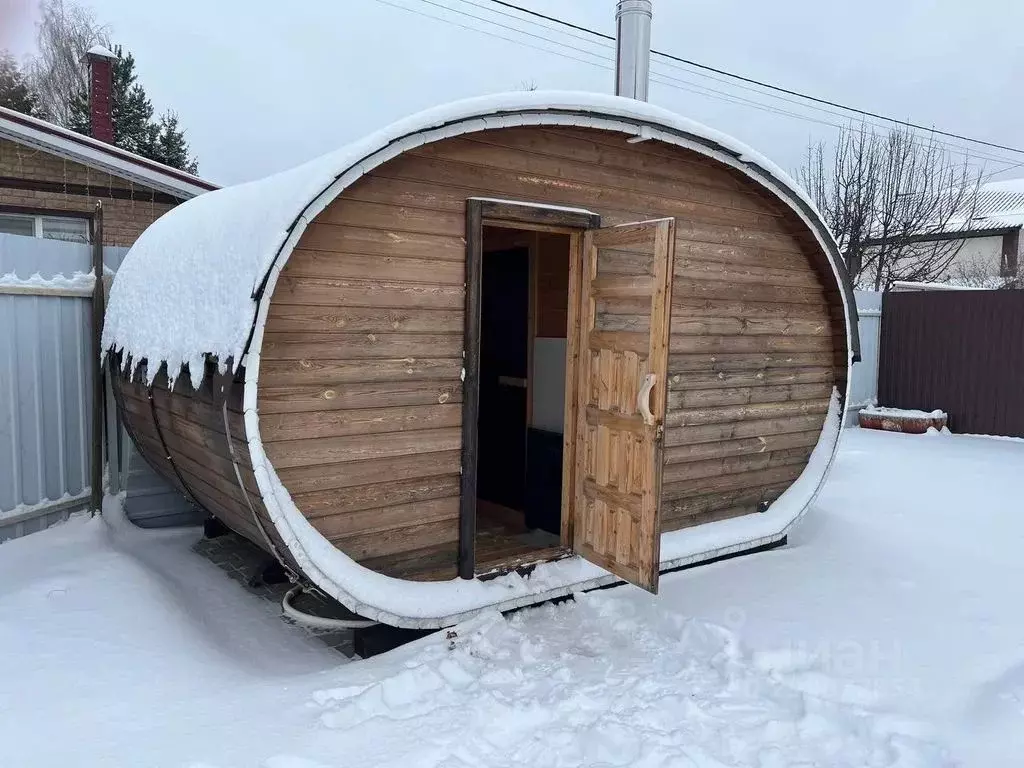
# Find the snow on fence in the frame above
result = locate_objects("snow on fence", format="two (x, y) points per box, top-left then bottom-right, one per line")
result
(846, 290), (882, 425)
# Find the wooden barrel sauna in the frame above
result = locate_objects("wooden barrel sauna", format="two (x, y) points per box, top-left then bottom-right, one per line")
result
(104, 92), (859, 628)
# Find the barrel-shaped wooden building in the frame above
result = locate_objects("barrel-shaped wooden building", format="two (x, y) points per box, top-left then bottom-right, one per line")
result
(104, 92), (858, 628)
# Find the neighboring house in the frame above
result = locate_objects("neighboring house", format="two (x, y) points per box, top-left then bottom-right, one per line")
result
(0, 49), (218, 541)
(865, 178), (1024, 288)
(0, 48), (216, 246)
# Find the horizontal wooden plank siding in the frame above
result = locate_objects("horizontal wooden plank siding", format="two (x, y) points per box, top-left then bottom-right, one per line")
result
(259, 403), (461, 442)
(665, 172), (840, 531)
(258, 381), (461, 414)
(258, 123), (847, 580)
(277, 450), (461, 495)
(265, 305), (462, 334)
(113, 361), (299, 572)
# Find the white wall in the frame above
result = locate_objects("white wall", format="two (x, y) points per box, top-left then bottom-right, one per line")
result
(531, 338), (566, 434)
(943, 234), (1004, 278)
(862, 233), (1006, 286)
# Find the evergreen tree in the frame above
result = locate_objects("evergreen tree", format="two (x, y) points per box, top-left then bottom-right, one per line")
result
(153, 112), (198, 175)
(68, 45), (198, 173)
(0, 51), (44, 117)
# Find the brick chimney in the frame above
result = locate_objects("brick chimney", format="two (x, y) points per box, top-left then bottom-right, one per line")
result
(84, 45), (117, 143)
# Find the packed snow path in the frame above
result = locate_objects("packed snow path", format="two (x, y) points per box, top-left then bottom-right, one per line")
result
(1, 428), (1021, 766)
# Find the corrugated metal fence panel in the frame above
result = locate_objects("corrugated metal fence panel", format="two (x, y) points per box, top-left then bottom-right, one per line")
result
(123, 442), (204, 528)
(0, 235), (95, 524)
(848, 291), (882, 413)
(0, 234), (199, 540)
(878, 290), (1024, 437)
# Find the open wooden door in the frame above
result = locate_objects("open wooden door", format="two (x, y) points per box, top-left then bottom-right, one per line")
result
(571, 218), (675, 593)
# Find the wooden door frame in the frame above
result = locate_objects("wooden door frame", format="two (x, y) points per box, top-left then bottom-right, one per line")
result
(459, 198), (601, 579)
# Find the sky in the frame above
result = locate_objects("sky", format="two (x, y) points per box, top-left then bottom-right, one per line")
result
(6, 0), (1024, 187)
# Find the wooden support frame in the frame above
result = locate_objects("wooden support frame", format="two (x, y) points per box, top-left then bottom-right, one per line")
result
(476, 198), (601, 233)
(459, 198), (600, 579)
(560, 230), (585, 548)
(459, 201), (484, 579)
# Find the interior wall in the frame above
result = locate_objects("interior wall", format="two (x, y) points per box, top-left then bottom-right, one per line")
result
(531, 339), (566, 433)
(531, 233), (570, 435)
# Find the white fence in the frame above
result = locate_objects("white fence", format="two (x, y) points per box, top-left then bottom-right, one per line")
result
(0, 234), (127, 537)
(847, 290), (882, 424)
(0, 231), (200, 540)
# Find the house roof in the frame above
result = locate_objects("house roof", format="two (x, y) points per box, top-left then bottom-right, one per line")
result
(866, 177), (1024, 247)
(961, 178), (1024, 230)
(0, 105), (218, 199)
(927, 177), (1024, 236)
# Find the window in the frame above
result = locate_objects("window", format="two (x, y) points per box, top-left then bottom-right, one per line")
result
(41, 216), (90, 243)
(0, 213), (35, 238)
(0, 212), (90, 244)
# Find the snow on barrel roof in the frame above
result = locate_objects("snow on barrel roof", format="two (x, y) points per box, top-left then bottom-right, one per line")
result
(103, 90), (837, 387)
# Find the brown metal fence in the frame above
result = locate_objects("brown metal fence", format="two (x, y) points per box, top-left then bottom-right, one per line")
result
(878, 290), (1024, 437)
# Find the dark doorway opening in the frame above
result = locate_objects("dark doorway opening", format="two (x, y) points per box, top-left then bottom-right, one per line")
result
(473, 226), (570, 574)
(477, 243), (529, 510)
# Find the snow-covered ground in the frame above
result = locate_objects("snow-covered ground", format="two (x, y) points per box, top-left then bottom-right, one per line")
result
(1, 427), (1021, 767)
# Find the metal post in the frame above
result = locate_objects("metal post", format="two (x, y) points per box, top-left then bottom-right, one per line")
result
(89, 201), (105, 513)
(615, 0), (653, 101)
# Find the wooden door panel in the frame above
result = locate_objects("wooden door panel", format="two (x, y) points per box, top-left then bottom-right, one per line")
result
(572, 218), (675, 592)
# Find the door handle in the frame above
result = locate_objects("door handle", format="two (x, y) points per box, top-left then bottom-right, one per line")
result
(637, 373), (657, 426)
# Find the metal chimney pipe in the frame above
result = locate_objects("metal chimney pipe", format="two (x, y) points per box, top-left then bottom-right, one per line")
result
(615, 0), (652, 101)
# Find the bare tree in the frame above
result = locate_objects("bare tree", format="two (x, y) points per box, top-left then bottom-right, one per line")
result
(26, 0), (110, 127)
(800, 124), (983, 291)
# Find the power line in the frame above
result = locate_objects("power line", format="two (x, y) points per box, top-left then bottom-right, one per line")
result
(486, 0), (614, 41)
(651, 51), (1024, 158)
(409, 0), (612, 65)
(369, 0), (615, 71)
(370, 0), (1024, 172)
(438, 0), (1023, 168)
(482, 0), (1024, 158)
(981, 161), (1024, 181)
(449, 0), (617, 50)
